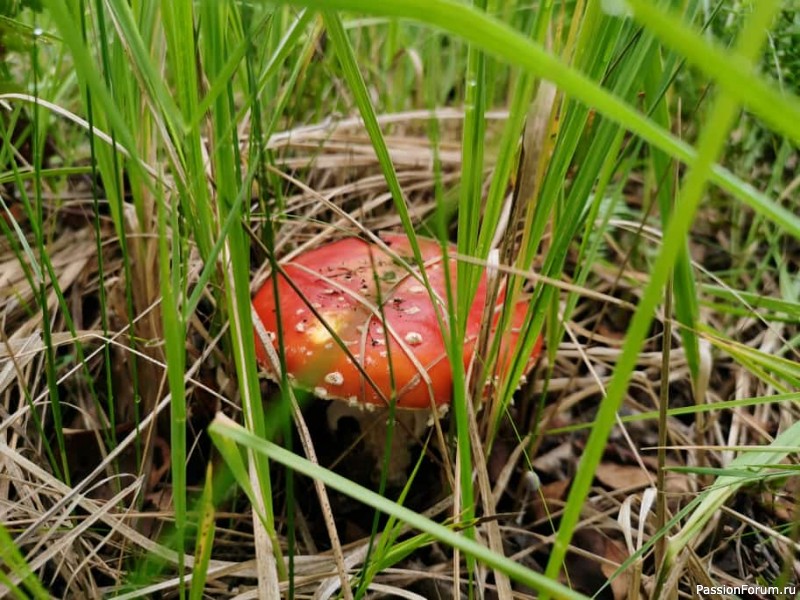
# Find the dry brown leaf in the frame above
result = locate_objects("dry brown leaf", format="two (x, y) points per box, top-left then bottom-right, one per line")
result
(530, 479), (570, 522)
(600, 537), (632, 600)
(595, 463), (652, 490)
(565, 530), (631, 598)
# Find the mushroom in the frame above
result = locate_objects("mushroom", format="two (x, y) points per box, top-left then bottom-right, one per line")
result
(252, 233), (542, 484)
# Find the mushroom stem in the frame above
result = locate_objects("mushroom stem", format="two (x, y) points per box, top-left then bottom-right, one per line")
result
(326, 403), (431, 486)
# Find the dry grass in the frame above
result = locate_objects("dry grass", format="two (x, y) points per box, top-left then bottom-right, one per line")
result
(2, 100), (799, 599)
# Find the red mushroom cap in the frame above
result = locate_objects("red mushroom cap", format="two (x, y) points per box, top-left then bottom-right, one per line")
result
(252, 234), (542, 409)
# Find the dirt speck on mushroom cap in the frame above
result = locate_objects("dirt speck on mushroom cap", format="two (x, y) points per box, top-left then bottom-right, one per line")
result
(253, 234), (542, 409)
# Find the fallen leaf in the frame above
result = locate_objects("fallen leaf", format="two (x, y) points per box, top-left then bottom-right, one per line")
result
(600, 537), (632, 600)
(530, 479), (570, 522)
(595, 463), (653, 490)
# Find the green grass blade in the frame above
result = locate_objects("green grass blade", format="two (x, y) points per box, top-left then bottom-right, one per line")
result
(189, 464), (217, 600)
(456, 0), (487, 321)
(452, 0), (492, 564)
(0, 523), (49, 600)
(643, 44), (701, 385)
(157, 183), (188, 597)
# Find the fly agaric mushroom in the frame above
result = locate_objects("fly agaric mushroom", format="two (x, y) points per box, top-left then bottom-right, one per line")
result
(252, 233), (542, 484)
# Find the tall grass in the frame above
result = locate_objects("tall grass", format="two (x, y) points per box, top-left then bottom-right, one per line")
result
(0, 0), (798, 597)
